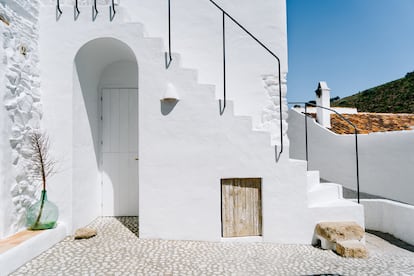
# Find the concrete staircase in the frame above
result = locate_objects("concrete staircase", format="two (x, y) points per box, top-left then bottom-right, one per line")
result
(125, 19), (364, 238)
(307, 170), (347, 207)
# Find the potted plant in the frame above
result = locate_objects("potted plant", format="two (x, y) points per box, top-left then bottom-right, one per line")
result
(25, 131), (59, 230)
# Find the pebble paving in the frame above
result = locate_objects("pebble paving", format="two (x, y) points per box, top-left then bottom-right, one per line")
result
(11, 217), (414, 275)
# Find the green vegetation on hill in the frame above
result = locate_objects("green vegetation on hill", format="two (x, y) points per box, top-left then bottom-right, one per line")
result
(331, 71), (414, 113)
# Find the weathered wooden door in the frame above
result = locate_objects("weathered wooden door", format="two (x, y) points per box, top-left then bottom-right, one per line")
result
(101, 88), (139, 216)
(221, 178), (262, 237)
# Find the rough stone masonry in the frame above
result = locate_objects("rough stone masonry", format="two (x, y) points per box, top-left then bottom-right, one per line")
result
(0, 0), (42, 238)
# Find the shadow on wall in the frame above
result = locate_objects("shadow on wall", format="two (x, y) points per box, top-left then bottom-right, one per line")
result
(160, 100), (179, 115)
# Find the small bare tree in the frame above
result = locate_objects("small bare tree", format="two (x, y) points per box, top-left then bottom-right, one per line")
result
(27, 131), (56, 228)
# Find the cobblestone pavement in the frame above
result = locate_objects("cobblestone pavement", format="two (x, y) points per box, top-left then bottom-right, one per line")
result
(12, 217), (414, 275)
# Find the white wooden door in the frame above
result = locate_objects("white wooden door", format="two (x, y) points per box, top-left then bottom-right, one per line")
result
(102, 88), (138, 216)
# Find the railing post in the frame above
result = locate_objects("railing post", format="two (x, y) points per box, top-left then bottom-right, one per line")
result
(74, 0), (80, 20)
(93, 0), (99, 20)
(110, 0), (116, 21)
(166, 0), (173, 68)
(355, 129), (360, 203)
(56, 0), (63, 16)
(304, 104), (309, 170)
(219, 11), (226, 115)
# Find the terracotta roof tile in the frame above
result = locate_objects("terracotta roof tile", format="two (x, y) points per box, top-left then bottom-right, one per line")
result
(328, 113), (414, 134)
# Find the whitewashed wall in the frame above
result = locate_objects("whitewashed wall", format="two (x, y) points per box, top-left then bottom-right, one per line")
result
(0, 0), (42, 238)
(1, 0), (363, 243)
(33, 0), (363, 244)
(362, 199), (414, 246)
(288, 109), (414, 205)
(40, 0), (288, 136)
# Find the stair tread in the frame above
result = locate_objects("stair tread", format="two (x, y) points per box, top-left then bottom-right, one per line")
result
(309, 199), (359, 208)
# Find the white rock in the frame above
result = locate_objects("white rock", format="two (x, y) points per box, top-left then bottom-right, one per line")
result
(17, 94), (33, 113)
(9, 136), (23, 149)
(10, 184), (20, 197)
(4, 98), (17, 110)
(12, 151), (20, 165)
(20, 145), (33, 159)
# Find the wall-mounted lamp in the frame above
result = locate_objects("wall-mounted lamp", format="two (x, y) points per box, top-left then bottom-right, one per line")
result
(161, 83), (180, 102)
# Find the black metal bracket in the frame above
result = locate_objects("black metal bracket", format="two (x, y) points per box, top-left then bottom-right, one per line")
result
(110, 0), (116, 21)
(74, 0), (80, 20)
(165, 0), (173, 68)
(56, 0), (63, 20)
(92, 0), (99, 21)
(290, 102), (361, 204)
(219, 11), (226, 115)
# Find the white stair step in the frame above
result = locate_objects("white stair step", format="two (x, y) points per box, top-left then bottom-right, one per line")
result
(308, 182), (343, 206)
(307, 170), (320, 190)
(310, 198), (359, 208)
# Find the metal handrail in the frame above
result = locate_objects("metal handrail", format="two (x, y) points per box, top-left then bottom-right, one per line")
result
(289, 102), (360, 203)
(110, 0), (116, 21)
(74, 0), (80, 19)
(166, 0), (173, 68)
(93, 0), (99, 20)
(56, 0), (63, 16)
(166, 0), (285, 157)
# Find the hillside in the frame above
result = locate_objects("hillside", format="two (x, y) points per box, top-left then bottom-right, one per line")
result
(331, 71), (414, 113)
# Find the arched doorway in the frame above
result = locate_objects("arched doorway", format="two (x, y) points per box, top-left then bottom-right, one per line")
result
(72, 37), (139, 228)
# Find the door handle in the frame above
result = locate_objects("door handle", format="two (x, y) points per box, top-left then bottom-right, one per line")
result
(134, 157), (139, 160)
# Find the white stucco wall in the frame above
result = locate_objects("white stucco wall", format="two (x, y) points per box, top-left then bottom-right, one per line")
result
(288, 109), (414, 205)
(33, 1), (364, 243)
(40, 0), (288, 132)
(0, 0), (42, 238)
(0, 0), (364, 244)
(362, 199), (414, 246)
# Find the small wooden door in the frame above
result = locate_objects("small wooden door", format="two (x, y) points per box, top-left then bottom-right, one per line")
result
(101, 88), (139, 216)
(221, 178), (262, 237)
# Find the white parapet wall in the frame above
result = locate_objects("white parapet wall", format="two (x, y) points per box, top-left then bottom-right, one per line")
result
(0, 223), (66, 276)
(361, 199), (414, 246)
(288, 108), (414, 205)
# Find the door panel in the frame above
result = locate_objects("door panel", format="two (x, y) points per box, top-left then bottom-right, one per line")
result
(102, 88), (138, 216)
(222, 178), (262, 237)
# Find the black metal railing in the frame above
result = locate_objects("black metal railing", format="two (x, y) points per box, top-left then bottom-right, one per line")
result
(56, 0), (62, 17)
(74, 0), (80, 20)
(166, 0), (284, 157)
(289, 102), (360, 203)
(93, 0), (99, 21)
(165, 0), (173, 68)
(55, 0), (116, 21)
(110, 0), (116, 21)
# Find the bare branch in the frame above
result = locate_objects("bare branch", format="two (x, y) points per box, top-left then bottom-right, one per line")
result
(26, 131), (57, 191)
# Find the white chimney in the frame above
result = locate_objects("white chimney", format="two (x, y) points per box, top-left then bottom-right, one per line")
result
(315, 81), (331, 128)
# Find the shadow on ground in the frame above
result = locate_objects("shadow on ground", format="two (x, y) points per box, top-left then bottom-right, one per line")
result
(367, 230), (414, 252)
(115, 216), (139, 237)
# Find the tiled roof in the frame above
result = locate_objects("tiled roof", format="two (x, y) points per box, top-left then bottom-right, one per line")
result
(328, 113), (414, 134)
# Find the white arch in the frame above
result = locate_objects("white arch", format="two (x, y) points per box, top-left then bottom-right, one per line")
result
(72, 37), (139, 231)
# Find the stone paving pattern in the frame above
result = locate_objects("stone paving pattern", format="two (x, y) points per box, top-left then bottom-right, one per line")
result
(12, 217), (414, 275)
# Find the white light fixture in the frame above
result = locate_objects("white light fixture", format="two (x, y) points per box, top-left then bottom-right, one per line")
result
(161, 83), (180, 102)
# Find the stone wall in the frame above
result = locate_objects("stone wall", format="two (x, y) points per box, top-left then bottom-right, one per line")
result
(260, 74), (288, 147)
(0, 0), (41, 238)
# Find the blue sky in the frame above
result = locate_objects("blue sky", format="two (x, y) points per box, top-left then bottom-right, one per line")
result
(286, 0), (414, 102)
